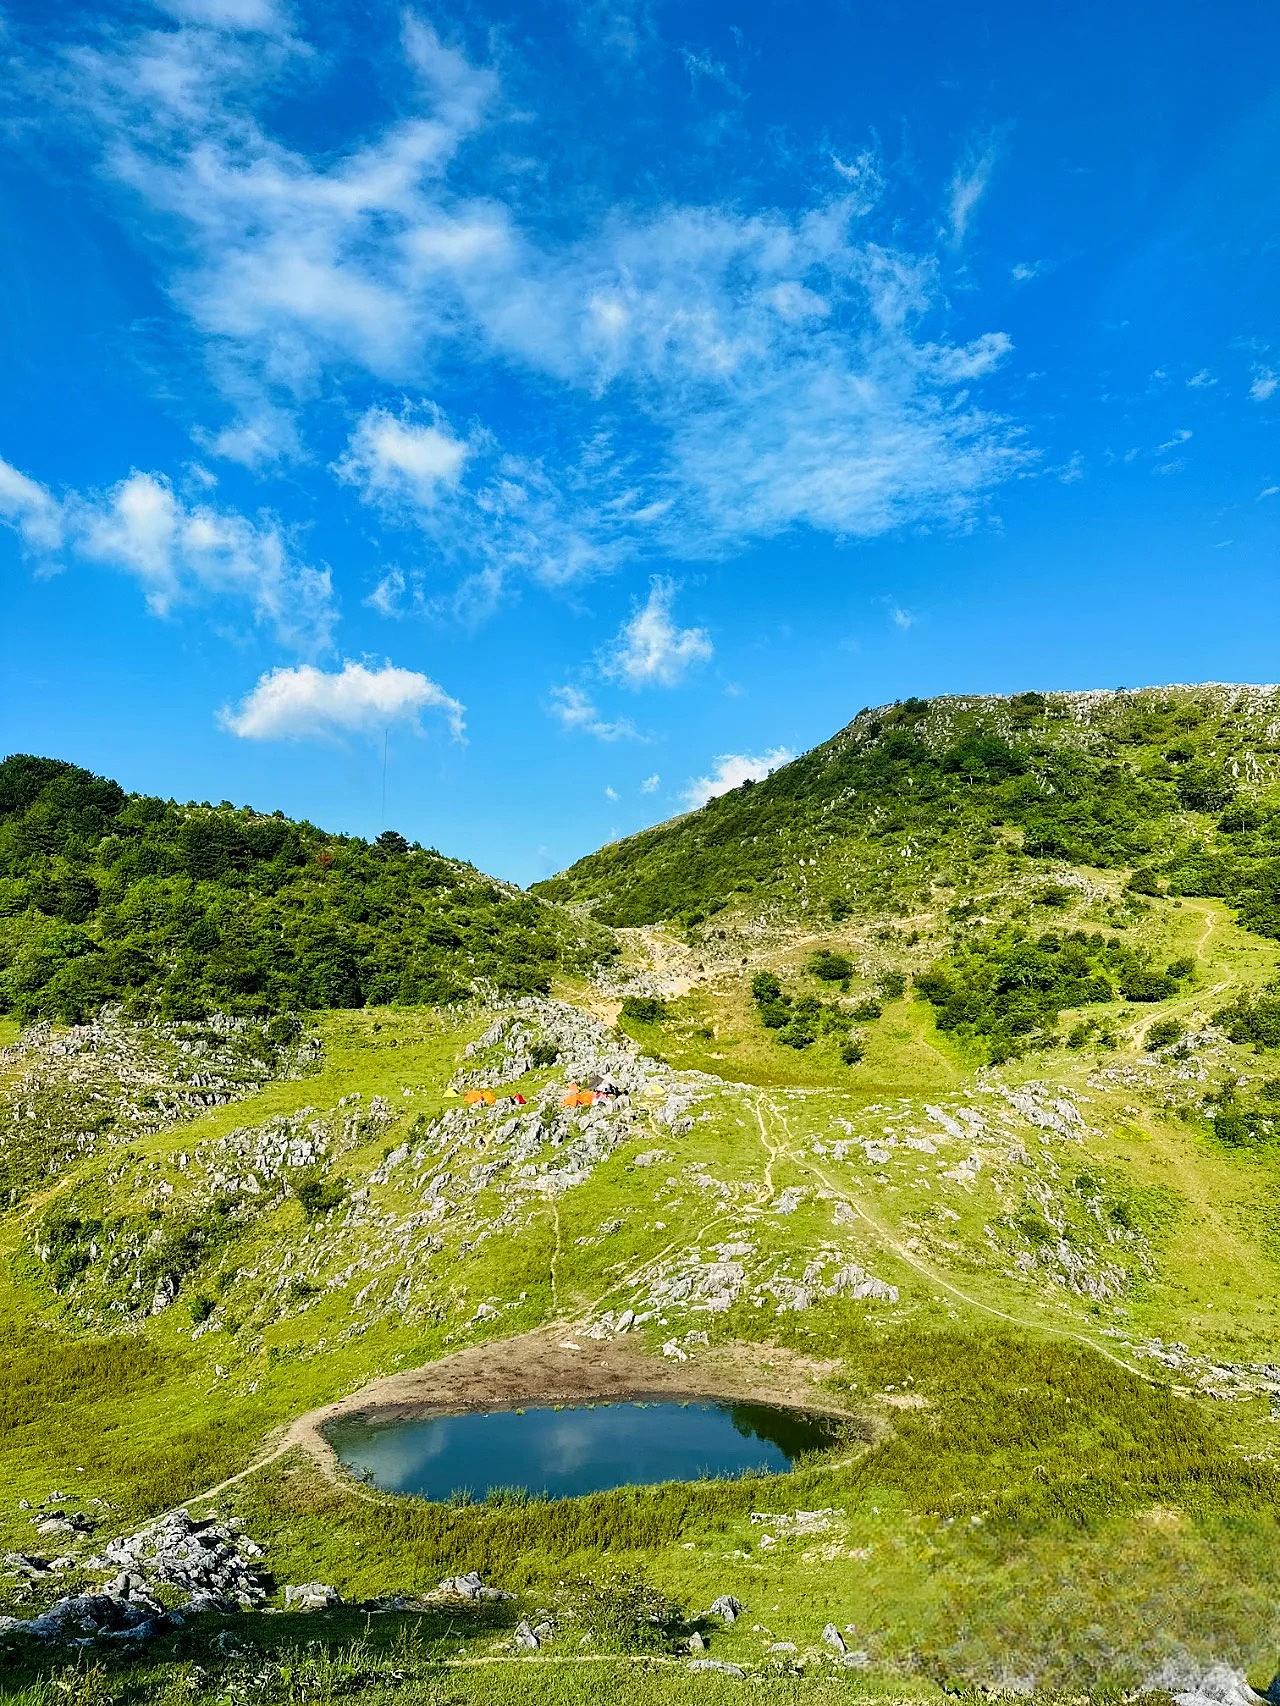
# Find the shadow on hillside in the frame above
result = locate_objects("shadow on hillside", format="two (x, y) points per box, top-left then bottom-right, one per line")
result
(0, 1595), (729, 1699)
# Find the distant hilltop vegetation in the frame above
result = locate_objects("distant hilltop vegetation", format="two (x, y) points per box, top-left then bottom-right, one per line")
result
(535, 683), (1280, 932)
(0, 754), (614, 1025)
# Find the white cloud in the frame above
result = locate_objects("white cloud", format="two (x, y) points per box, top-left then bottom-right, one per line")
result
(220, 658), (464, 740)
(548, 685), (641, 742)
(155, 0), (290, 31)
(945, 140), (997, 246)
(0, 457), (64, 552)
(682, 746), (795, 809)
(0, 452), (333, 650)
(1011, 260), (1043, 282)
(604, 785), (619, 801)
(640, 772), (660, 793)
(887, 604), (915, 630)
(1251, 369), (1278, 402)
(53, 12), (1028, 613)
(1187, 369), (1217, 388)
(604, 577), (713, 687)
(74, 471), (333, 650)
(1258, 485), (1280, 500)
(1156, 429), (1192, 453)
(335, 405), (470, 507)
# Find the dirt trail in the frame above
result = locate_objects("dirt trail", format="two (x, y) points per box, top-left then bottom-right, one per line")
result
(757, 1095), (1158, 1386)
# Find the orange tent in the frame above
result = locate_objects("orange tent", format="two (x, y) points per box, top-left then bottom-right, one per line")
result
(464, 1088), (497, 1106)
(561, 1084), (596, 1108)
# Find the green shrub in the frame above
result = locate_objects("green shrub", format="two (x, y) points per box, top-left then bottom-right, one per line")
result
(620, 996), (667, 1025)
(807, 949), (853, 982)
(574, 1573), (689, 1652)
(292, 1170), (347, 1220)
(1145, 1017), (1186, 1051)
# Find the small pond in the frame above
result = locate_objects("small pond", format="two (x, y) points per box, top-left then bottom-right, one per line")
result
(326, 1399), (842, 1502)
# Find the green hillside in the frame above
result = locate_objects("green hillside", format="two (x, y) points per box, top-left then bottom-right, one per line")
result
(9, 692), (1280, 1705)
(0, 754), (614, 1025)
(536, 685), (1280, 935)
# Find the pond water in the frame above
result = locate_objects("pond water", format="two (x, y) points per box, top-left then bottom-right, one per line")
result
(326, 1399), (842, 1502)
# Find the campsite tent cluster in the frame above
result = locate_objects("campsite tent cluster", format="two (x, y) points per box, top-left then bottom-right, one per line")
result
(560, 1074), (624, 1107)
(449, 1074), (625, 1112)
(460, 1088), (527, 1108)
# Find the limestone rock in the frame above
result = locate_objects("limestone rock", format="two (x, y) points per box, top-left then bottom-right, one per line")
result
(284, 1583), (341, 1610)
(710, 1594), (743, 1622)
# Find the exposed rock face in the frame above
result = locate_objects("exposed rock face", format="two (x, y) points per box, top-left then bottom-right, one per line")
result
(710, 1594), (744, 1622)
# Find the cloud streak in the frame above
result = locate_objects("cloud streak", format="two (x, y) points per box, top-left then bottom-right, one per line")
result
(548, 685), (642, 741)
(43, 10), (1027, 617)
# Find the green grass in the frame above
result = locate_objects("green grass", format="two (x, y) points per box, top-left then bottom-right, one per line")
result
(10, 805), (1280, 1695)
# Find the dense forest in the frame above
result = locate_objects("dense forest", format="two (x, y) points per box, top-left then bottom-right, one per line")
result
(536, 687), (1280, 934)
(0, 756), (613, 1023)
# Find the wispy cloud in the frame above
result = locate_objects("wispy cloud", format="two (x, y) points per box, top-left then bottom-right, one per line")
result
(0, 454), (334, 651)
(220, 658), (464, 740)
(548, 685), (642, 741)
(38, 10), (1027, 620)
(640, 772), (660, 793)
(1155, 428), (1192, 453)
(1251, 368), (1278, 402)
(887, 603), (915, 630)
(156, 0), (292, 30)
(682, 745), (795, 808)
(1187, 369), (1217, 388)
(334, 406), (470, 508)
(603, 577), (713, 687)
(945, 138), (998, 247)
(0, 456), (64, 552)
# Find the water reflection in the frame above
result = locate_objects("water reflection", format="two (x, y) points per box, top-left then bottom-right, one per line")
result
(326, 1399), (841, 1502)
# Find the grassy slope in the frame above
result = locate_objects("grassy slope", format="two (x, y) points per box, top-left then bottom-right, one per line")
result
(535, 684), (1280, 931)
(9, 690), (1280, 1699)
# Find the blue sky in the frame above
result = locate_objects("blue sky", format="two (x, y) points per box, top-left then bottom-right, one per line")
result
(1, 0), (1277, 883)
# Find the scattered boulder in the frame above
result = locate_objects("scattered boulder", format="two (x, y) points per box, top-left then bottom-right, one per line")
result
(688, 1658), (746, 1676)
(284, 1583), (341, 1611)
(513, 1619), (540, 1650)
(0, 1591), (169, 1645)
(86, 1508), (266, 1610)
(710, 1594), (743, 1623)
(211, 1629), (253, 1659)
(821, 1622), (846, 1652)
(429, 1570), (512, 1603)
(1150, 1665), (1265, 1706)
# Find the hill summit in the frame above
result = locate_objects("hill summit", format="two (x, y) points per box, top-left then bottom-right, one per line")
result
(537, 682), (1280, 935)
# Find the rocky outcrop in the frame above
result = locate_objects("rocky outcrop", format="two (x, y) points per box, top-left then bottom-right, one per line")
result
(86, 1509), (266, 1612)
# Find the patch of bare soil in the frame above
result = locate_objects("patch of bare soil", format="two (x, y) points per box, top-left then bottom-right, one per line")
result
(287, 1327), (858, 1476)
